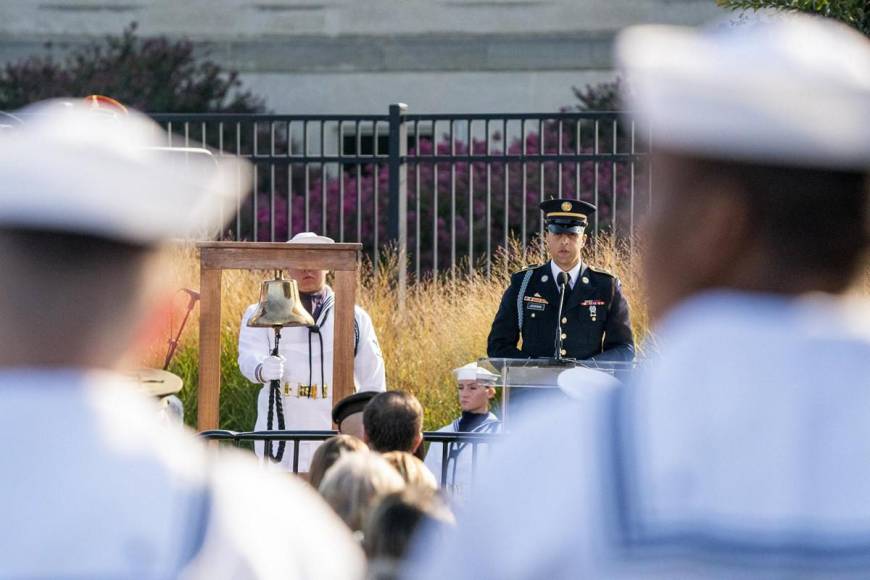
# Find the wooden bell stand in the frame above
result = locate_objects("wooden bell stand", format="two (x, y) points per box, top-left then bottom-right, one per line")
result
(196, 241), (362, 430)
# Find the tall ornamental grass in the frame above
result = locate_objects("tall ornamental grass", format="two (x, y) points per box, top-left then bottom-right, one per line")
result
(143, 236), (648, 431)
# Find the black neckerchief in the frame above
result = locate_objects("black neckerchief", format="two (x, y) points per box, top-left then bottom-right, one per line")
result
(457, 411), (489, 432)
(300, 288), (327, 320)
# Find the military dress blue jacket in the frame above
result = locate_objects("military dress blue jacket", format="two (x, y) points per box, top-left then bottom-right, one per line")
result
(487, 261), (635, 362)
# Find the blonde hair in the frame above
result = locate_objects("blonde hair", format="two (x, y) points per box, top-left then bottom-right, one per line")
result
(308, 434), (368, 490)
(318, 452), (405, 532)
(380, 451), (438, 492)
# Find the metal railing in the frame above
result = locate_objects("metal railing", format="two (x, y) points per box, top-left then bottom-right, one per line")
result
(151, 104), (651, 280)
(200, 429), (500, 487)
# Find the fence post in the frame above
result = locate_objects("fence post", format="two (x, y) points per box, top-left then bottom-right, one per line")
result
(388, 103), (408, 311)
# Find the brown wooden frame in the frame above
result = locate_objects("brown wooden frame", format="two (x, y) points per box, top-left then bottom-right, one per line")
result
(196, 241), (362, 430)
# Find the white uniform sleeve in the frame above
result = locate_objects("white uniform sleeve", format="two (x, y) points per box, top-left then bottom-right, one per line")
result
(424, 442), (445, 487)
(237, 304), (271, 383)
(353, 307), (386, 392)
(403, 394), (612, 580)
(425, 424), (453, 487)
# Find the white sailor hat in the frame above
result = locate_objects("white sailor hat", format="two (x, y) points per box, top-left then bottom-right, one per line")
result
(453, 362), (499, 383)
(616, 14), (870, 170)
(0, 99), (251, 244)
(287, 231), (335, 244)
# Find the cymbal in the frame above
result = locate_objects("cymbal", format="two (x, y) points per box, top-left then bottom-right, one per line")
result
(128, 368), (184, 397)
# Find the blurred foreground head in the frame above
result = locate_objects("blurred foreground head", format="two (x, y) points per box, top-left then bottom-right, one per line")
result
(0, 100), (249, 368)
(380, 451), (438, 491)
(308, 434), (369, 490)
(363, 486), (454, 566)
(618, 15), (870, 322)
(319, 452), (405, 532)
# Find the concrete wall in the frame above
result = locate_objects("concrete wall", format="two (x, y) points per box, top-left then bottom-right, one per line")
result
(0, 0), (725, 113)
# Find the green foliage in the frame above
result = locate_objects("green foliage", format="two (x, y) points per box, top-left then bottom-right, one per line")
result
(169, 327), (260, 432)
(0, 22), (265, 112)
(569, 78), (624, 112)
(716, 0), (869, 36)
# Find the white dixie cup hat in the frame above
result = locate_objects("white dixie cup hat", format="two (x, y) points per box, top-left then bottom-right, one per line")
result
(287, 231), (335, 244)
(0, 99), (252, 245)
(616, 13), (870, 171)
(453, 362), (499, 384)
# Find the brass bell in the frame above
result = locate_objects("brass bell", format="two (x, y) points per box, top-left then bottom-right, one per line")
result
(247, 270), (315, 328)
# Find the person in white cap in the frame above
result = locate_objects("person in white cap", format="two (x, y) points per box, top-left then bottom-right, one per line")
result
(0, 100), (364, 579)
(405, 13), (870, 579)
(238, 231), (386, 471)
(424, 362), (501, 498)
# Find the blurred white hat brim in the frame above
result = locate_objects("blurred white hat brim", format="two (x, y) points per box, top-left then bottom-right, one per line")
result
(0, 100), (251, 244)
(617, 15), (870, 170)
(557, 366), (620, 399)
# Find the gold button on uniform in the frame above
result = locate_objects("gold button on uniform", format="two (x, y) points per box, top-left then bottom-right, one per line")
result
(561, 317), (567, 324)
(560, 349), (567, 356)
(561, 333), (567, 340)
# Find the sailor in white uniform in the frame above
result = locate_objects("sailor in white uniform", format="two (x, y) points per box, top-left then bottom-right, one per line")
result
(238, 232), (386, 471)
(425, 362), (501, 498)
(0, 100), (364, 579)
(405, 14), (870, 579)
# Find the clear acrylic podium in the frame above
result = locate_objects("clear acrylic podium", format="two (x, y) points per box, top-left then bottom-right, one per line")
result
(479, 358), (636, 427)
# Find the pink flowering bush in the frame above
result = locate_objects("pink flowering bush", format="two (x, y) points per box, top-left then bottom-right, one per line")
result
(252, 118), (645, 273)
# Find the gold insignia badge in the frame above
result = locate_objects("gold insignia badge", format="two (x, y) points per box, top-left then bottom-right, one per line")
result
(561, 201), (572, 212)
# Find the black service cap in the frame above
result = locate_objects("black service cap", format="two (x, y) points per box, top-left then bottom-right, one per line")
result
(539, 198), (596, 234)
(332, 390), (379, 425)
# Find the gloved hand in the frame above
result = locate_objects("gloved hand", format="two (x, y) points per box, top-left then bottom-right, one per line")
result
(258, 355), (286, 383)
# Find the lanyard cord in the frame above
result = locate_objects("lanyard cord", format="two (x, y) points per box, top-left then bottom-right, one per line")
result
(306, 326), (327, 398)
(446, 441), (459, 486)
(319, 330), (325, 390)
(307, 330), (313, 391)
(265, 329), (286, 462)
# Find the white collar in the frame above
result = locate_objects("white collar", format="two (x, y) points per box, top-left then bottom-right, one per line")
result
(550, 260), (583, 290)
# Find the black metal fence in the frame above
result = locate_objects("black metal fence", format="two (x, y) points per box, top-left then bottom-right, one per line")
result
(200, 429), (499, 488)
(152, 104), (651, 278)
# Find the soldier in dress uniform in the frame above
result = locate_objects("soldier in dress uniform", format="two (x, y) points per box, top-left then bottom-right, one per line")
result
(487, 198), (634, 362)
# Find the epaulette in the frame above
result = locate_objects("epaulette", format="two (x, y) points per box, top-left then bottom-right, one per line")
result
(511, 263), (540, 276)
(586, 265), (616, 278)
